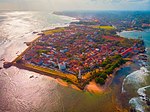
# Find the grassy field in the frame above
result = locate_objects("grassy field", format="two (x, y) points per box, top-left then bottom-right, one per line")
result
(43, 28), (65, 35)
(93, 25), (116, 30)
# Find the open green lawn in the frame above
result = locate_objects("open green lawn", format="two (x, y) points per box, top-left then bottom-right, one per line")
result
(93, 25), (116, 30)
(43, 28), (65, 35)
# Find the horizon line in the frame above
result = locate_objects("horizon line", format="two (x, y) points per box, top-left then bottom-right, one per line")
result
(0, 9), (150, 12)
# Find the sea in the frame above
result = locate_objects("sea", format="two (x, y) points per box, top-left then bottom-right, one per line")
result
(118, 30), (150, 112)
(0, 11), (150, 112)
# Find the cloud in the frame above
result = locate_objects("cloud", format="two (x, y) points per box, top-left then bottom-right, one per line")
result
(125, 0), (148, 1)
(90, 0), (149, 2)
(0, 0), (149, 11)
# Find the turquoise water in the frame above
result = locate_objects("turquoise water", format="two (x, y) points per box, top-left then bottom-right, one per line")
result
(119, 29), (150, 56)
(119, 30), (150, 112)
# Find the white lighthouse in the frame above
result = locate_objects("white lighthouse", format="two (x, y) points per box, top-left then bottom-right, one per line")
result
(78, 69), (82, 79)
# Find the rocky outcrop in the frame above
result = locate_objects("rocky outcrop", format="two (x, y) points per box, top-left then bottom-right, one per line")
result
(3, 62), (13, 68)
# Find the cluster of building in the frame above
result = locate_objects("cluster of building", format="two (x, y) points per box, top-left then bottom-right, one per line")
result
(22, 24), (143, 76)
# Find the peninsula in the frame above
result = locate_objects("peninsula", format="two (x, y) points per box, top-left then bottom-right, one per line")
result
(4, 20), (145, 90)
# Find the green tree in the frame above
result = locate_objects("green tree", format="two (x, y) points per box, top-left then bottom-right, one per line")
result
(95, 77), (105, 85)
(101, 74), (107, 80)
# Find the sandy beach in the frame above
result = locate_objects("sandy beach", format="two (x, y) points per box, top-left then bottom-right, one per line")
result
(56, 78), (81, 91)
(85, 80), (104, 94)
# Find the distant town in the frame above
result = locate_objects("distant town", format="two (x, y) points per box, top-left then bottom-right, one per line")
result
(4, 18), (145, 89)
(54, 11), (150, 31)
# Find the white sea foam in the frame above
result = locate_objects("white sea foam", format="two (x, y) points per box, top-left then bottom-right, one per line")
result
(129, 86), (150, 112)
(137, 85), (150, 97)
(122, 66), (150, 112)
(129, 97), (145, 112)
(118, 26), (150, 112)
(122, 67), (149, 93)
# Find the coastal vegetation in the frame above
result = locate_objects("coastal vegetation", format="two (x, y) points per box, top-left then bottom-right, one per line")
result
(95, 77), (105, 85)
(90, 54), (126, 85)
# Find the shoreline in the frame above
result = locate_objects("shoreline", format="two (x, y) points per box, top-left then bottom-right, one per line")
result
(1, 11), (149, 112)
(5, 33), (139, 94)
(5, 46), (131, 94)
(56, 78), (82, 91)
(11, 54), (134, 94)
(2, 13), (145, 94)
(84, 61), (133, 94)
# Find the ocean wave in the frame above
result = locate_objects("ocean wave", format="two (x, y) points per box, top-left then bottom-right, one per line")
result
(122, 66), (150, 112)
(129, 85), (150, 112)
(122, 67), (149, 93)
(137, 85), (150, 98)
(129, 97), (145, 112)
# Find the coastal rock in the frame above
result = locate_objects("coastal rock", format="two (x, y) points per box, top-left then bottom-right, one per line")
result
(33, 31), (38, 34)
(130, 108), (136, 112)
(146, 99), (150, 106)
(24, 42), (32, 46)
(0, 58), (5, 61)
(3, 62), (13, 68)
(37, 33), (45, 36)
(29, 75), (34, 78)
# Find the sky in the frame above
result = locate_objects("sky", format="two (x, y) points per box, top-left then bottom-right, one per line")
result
(0, 0), (150, 11)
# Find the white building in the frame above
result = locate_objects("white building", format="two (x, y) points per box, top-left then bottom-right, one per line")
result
(58, 62), (66, 71)
(78, 69), (82, 79)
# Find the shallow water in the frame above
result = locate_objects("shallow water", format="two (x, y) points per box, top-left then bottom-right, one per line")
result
(0, 11), (74, 112)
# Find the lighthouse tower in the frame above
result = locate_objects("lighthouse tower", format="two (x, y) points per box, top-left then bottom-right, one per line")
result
(78, 69), (82, 79)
